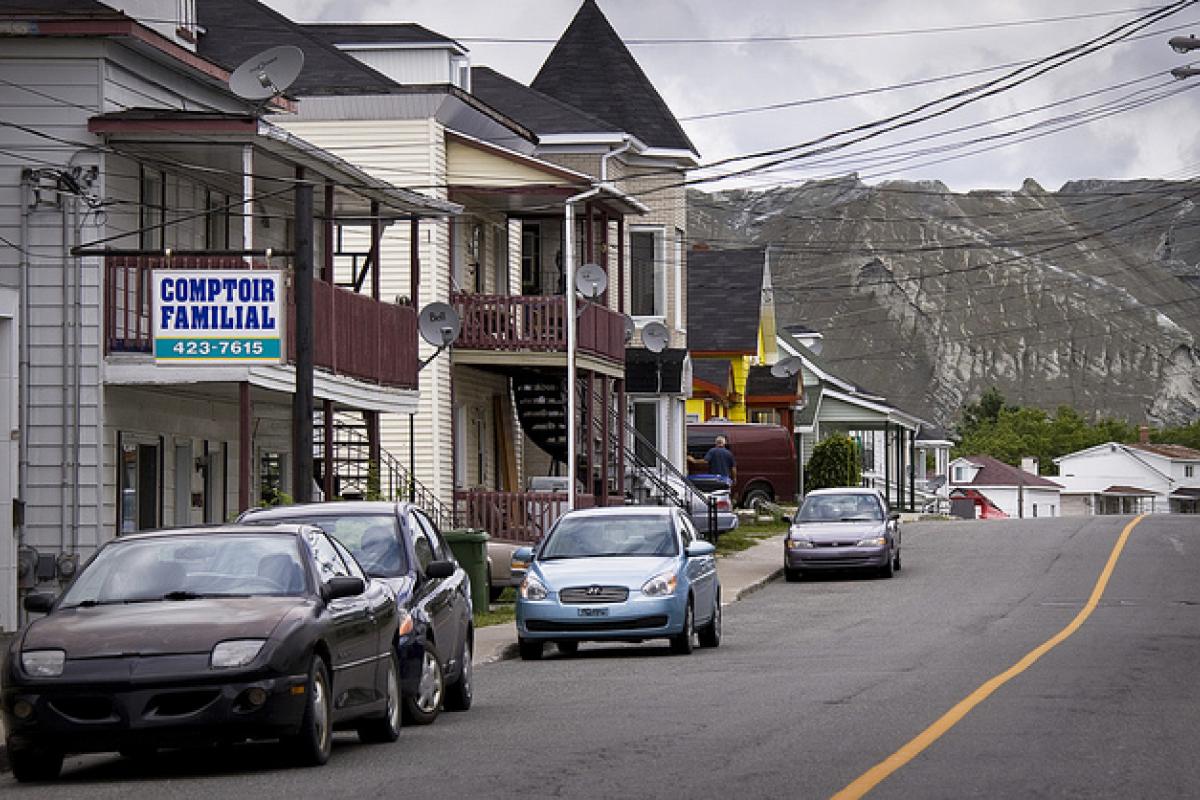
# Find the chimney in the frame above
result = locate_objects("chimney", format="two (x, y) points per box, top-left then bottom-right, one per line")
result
(1138, 425), (1150, 445)
(1021, 456), (1039, 475)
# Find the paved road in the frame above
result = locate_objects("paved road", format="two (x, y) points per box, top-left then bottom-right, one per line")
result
(7, 515), (1200, 798)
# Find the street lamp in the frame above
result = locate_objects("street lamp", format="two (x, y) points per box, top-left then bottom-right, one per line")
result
(1169, 35), (1200, 80)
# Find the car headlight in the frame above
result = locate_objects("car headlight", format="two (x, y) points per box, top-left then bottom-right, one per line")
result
(211, 639), (266, 669)
(856, 536), (887, 547)
(397, 609), (414, 637)
(519, 576), (548, 601)
(786, 538), (814, 549)
(641, 572), (678, 597)
(21, 649), (65, 677)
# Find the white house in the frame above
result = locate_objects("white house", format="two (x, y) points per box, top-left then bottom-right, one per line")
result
(1053, 439), (1200, 515)
(949, 455), (1062, 519)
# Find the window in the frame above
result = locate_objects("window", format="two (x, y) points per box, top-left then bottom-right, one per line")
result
(494, 226), (509, 294)
(205, 190), (230, 250)
(260, 452), (286, 506)
(139, 166), (165, 250)
(1187, 464), (1195, 478)
(678, 513), (698, 546)
(119, 439), (160, 533)
(953, 466), (967, 483)
(305, 532), (352, 584)
(1032, 504), (1038, 518)
(409, 512), (442, 572)
(521, 224), (542, 295)
(749, 409), (780, 425)
(630, 228), (664, 317)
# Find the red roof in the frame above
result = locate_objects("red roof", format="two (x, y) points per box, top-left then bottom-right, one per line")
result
(953, 454), (1062, 489)
(1128, 443), (1200, 460)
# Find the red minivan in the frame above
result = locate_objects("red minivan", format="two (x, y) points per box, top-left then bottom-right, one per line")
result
(687, 422), (797, 508)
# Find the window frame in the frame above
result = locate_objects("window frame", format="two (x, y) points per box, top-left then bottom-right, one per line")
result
(629, 226), (666, 320)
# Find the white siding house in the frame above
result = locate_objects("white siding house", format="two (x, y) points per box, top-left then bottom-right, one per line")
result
(1053, 441), (1200, 515)
(949, 455), (1062, 519)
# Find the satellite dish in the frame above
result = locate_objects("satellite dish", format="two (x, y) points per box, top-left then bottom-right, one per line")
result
(771, 356), (803, 379)
(575, 263), (608, 299)
(418, 302), (462, 347)
(642, 321), (669, 354)
(229, 45), (305, 101)
(622, 314), (635, 345)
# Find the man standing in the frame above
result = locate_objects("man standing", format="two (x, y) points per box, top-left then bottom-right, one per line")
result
(701, 435), (737, 484)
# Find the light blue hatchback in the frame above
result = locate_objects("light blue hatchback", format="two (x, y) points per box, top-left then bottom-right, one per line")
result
(514, 506), (721, 659)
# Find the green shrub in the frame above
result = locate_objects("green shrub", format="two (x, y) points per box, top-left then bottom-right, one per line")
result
(806, 434), (862, 492)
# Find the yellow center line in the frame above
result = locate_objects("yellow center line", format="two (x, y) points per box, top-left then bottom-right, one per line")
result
(831, 513), (1145, 800)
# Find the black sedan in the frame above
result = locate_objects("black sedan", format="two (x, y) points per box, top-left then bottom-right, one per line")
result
(1, 525), (402, 782)
(240, 502), (473, 726)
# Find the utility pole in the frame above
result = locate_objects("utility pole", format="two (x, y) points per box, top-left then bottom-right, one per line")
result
(292, 170), (314, 503)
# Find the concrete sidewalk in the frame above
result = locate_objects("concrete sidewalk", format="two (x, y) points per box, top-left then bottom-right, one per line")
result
(472, 533), (785, 664)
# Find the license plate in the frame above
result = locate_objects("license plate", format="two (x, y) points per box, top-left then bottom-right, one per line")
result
(577, 607), (609, 618)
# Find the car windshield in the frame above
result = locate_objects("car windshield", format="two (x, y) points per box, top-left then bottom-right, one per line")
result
(797, 494), (883, 522)
(261, 514), (407, 578)
(59, 534), (308, 607)
(540, 515), (678, 559)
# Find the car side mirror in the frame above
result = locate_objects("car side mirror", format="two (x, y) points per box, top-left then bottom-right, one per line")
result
(22, 593), (54, 613)
(425, 560), (455, 580)
(889, 512), (901, 521)
(685, 541), (716, 558)
(512, 546), (534, 565)
(322, 576), (365, 601)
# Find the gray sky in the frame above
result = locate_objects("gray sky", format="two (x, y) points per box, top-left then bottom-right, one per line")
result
(262, 0), (1200, 192)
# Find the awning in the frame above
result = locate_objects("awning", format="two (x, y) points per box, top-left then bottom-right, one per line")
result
(625, 347), (687, 394)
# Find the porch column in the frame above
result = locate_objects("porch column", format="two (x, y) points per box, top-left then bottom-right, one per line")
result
(601, 376), (610, 504)
(410, 216), (420, 309)
(600, 210), (610, 307)
(616, 378), (626, 497)
(883, 422), (891, 506)
(909, 429), (916, 513)
(370, 200), (381, 301)
(585, 370), (595, 500)
(323, 399), (334, 500)
(292, 171), (314, 504)
(616, 216), (625, 314)
(323, 181), (334, 282)
(365, 410), (381, 495)
(239, 382), (253, 511)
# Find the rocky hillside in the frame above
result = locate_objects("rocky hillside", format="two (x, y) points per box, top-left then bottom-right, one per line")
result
(688, 176), (1200, 429)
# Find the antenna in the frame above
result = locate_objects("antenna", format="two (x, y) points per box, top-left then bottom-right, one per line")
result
(229, 45), (305, 102)
(770, 356), (803, 379)
(417, 302), (462, 371)
(641, 321), (669, 354)
(575, 263), (608, 299)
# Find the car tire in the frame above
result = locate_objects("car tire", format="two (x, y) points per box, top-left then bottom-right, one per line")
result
(879, 551), (895, 579)
(697, 593), (721, 648)
(286, 656), (332, 767)
(669, 599), (695, 655)
(894, 549), (902, 571)
(742, 484), (772, 510)
(10, 746), (63, 783)
(518, 637), (543, 661)
(784, 567), (803, 583)
(358, 652), (402, 744)
(556, 640), (579, 656)
(402, 643), (444, 725)
(444, 634), (473, 712)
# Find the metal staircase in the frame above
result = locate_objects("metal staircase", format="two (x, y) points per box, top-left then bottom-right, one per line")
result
(511, 371), (569, 463)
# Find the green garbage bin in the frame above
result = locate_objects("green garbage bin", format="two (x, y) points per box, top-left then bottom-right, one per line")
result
(444, 528), (491, 612)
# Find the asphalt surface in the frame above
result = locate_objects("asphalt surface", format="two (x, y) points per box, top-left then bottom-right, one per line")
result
(6, 514), (1199, 798)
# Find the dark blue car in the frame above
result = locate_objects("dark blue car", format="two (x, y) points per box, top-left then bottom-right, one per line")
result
(241, 502), (473, 725)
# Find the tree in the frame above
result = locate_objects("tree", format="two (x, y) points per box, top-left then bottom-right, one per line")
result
(958, 386), (1014, 438)
(806, 434), (862, 492)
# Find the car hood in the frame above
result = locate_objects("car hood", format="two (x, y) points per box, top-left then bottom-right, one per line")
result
(22, 597), (310, 658)
(790, 521), (886, 542)
(534, 557), (678, 590)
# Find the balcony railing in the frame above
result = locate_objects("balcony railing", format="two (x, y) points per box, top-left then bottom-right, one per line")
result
(453, 489), (569, 543)
(105, 255), (418, 389)
(450, 292), (625, 363)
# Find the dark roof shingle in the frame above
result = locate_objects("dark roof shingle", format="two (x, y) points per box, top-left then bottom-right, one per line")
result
(471, 66), (619, 137)
(304, 22), (463, 51)
(687, 248), (765, 354)
(530, 0), (696, 154)
(954, 455), (1061, 488)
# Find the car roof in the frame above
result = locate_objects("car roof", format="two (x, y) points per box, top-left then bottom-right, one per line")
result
(561, 505), (677, 519)
(804, 488), (884, 498)
(115, 523), (316, 542)
(241, 501), (409, 519)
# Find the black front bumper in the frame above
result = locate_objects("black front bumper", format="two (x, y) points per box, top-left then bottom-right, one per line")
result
(2, 672), (309, 754)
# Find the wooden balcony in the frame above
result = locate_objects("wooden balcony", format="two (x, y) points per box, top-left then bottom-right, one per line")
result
(450, 292), (626, 365)
(104, 255), (418, 389)
(453, 489), (568, 543)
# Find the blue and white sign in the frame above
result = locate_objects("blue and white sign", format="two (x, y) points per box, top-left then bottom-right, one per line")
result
(152, 270), (285, 365)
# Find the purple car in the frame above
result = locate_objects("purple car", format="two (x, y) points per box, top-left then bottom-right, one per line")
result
(784, 488), (901, 581)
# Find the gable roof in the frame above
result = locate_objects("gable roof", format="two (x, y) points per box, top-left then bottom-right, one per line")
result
(195, 0), (400, 96)
(0, 0), (117, 14)
(304, 23), (465, 53)
(530, 0), (696, 154)
(1128, 442), (1200, 460)
(745, 366), (801, 401)
(952, 455), (1062, 489)
(471, 66), (620, 137)
(692, 359), (732, 399)
(687, 247), (765, 353)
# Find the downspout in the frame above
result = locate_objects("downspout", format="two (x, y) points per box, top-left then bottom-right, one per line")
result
(564, 185), (602, 511)
(70, 195), (83, 554)
(59, 190), (71, 556)
(600, 137), (633, 183)
(17, 174), (31, 551)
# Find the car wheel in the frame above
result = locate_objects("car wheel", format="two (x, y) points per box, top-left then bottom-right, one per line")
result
(518, 637), (543, 661)
(402, 644), (444, 725)
(10, 745), (63, 783)
(444, 634), (473, 712)
(742, 485), (772, 510)
(358, 652), (402, 743)
(669, 599), (695, 655)
(697, 592), (721, 648)
(894, 549), (902, 571)
(879, 550), (895, 579)
(556, 640), (579, 656)
(784, 567), (803, 583)
(286, 656), (332, 766)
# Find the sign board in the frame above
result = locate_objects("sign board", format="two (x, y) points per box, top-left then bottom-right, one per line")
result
(152, 270), (285, 365)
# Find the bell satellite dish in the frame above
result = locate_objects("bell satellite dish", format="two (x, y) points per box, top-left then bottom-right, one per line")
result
(418, 302), (461, 347)
(622, 314), (635, 345)
(229, 45), (305, 101)
(642, 321), (669, 354)
(771, 356), (803, 379)
(575, 263), (608, 299)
